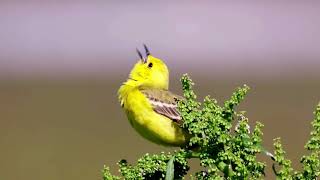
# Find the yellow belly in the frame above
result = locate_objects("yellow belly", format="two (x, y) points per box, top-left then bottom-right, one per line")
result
(124, 89), (189, 147)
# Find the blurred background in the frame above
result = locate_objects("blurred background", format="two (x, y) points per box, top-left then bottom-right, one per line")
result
(0, 1), (320, 179)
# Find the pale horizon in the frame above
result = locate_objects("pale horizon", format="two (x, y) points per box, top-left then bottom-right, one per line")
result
(0, 1), (319, 79)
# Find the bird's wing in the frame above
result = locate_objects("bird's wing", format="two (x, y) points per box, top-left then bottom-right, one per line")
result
(140, 89), (184, 124)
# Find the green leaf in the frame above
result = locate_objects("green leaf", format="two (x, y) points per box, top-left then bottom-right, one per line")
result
(104, 74), (320, 179)
(165, 156), (175, 180)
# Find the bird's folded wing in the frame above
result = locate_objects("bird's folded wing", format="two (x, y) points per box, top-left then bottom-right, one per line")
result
(140, 89), (184, 123)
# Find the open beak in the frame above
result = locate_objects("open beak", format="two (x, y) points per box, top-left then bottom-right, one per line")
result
(143, 44), (150, 56)
(136, 48), (146, 63)
(136, 44), (151, 63)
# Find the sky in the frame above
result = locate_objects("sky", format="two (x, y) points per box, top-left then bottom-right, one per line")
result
(1, 2), (320, 179)
(0, 1), (319, 79)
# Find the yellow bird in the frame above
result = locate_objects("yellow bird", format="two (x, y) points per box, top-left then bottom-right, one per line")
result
(118, 45), (190, 147)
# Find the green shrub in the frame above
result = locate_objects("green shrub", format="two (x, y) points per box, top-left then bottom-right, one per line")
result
(103, 74), (320, 179)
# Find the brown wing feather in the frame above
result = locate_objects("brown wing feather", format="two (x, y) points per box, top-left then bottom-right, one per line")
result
(141, 89), (183, 123)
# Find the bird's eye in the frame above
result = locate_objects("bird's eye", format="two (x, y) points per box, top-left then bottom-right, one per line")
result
(148, 62), (153, 68)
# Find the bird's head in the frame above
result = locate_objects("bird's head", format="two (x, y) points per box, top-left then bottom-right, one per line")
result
(128, 45), (169, 90)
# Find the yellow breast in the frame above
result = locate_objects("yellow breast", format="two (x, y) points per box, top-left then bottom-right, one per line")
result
(120, 88), (189, 147)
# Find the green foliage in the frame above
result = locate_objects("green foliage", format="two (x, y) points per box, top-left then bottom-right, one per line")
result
(102, 151), (189, 180)
(165, 156), (175, 180)
(103, 74), (320, 179)
(272, 138), (293, 179)
(179, 74), (266, 179)
(272, 103), (320, 180)
(103, 166), (120, 180)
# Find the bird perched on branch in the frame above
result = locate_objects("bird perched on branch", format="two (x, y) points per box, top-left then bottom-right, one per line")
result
(118, 45), (190, 147)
